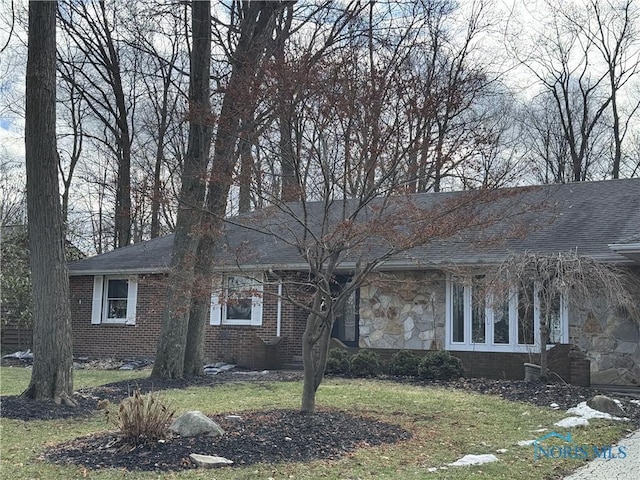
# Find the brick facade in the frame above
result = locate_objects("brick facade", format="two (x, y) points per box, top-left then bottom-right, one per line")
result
(70, 273), (308, 368)
(70, 272), (591, 385)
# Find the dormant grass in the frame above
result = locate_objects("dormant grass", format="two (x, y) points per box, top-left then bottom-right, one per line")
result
(1, 368), (631, 480)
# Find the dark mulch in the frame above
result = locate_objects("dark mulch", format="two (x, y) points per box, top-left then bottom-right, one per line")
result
(42, 408), (410, 471)
(2, 370), (640, 472)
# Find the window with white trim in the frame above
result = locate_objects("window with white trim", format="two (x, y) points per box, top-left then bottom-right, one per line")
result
(91, 275), (138, 325)
(210, 274), (263, 326)
(446, 275), (568, 352)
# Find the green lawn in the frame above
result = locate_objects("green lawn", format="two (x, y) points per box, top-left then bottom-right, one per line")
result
(0, 367), (631, 480)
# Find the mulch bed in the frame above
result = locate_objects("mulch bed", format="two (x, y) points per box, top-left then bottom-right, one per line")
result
(2, 370), (640, 472)
(42, 408), (410, 471)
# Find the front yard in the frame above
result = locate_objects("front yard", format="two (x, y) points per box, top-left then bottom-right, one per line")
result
(0, 367), (634, 479)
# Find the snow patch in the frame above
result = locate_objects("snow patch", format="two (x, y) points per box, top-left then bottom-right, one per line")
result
(448, 454), (499, 467)
(517, 440), (535, 446)
(554, 416), (589, 428)
(567, 402), (625, 421)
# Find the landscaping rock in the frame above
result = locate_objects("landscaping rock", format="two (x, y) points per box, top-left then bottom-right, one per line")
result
(169, 411), (224, 437)
(189, 453), (233, 468)
(586, 394), (626, 417)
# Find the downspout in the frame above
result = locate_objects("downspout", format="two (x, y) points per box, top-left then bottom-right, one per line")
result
(276, 280), (282, 337)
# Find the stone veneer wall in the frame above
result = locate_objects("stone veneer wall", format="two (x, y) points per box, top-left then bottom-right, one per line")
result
(571, 302), (640, 386)
(359, 271), (446, 350)
(568, 267), (640, 386)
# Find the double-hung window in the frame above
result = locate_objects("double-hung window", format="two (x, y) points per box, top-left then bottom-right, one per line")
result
(210, 273), (263, 326)
(91, 275), (138, 325)
(446, 275), (568, 352)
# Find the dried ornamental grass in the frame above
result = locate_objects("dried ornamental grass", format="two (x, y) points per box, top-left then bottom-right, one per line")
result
(105, 389), (175, 445)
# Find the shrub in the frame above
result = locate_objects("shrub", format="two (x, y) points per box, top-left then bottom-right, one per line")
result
(349, 349), (382, 378)
(106, 389), (175, 445)
(388, 350), (422, 377)
(417, 350), (464, 381)
(325, 348), (351, 376)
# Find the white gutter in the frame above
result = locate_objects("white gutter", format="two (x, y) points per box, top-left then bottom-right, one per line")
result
(276, 280), (282, 337)
(608, 242), (640, 253)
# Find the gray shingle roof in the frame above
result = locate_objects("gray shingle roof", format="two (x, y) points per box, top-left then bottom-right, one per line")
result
(68, 178), (640, 275)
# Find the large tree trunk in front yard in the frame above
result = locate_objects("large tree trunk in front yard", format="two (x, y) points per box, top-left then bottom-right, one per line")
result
(22, 0), (75, 405)
(151, 0), (211, 379)
(183, 0), (288, 377)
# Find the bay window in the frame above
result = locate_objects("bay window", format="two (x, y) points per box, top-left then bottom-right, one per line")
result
(446, 275), (568, 352)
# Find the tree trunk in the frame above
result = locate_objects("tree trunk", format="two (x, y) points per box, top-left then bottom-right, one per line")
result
(22, 0), (75, 405)
(301, 295), (334, 414)
(301, 312), (321, 414)
(183, 230), (215, 376)
(539, 318), (549, 380)
(237, 119), (255, 214)
(183, 0), (287, 376)
(152, 0), (212, 379)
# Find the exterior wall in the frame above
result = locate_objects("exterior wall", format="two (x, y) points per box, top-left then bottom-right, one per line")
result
(71, 275), (166, 358)
(70, 266), (639, 386)
(70, 272), (307, 368)
(359, 271), (446, 350)
(309, 265), (639, 386)
(203, 277), (307, 368)
(569, 268), (640, 385)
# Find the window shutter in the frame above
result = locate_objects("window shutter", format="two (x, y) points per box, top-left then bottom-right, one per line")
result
(125, 276), (138, 325)
(210, 294), (221, 325)
(251, 294), (263, 326)
(250, 275), (263, 326)
(91, 276), (104, 325)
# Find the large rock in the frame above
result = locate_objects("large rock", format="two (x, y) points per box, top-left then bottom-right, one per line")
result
(170, 411), (225, 437)
(189, 453), (233, 468)
(586, 395), (625, 417)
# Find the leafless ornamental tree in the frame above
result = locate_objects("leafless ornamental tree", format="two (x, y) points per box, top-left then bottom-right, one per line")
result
(489, 251), (639, 379)
(22, 0), (75, 405)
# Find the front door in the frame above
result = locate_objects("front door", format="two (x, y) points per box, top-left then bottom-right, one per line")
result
(331, 276), (359, 347)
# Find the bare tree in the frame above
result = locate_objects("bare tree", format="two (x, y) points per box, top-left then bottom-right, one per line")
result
(183, 0), (293, 376)
(22, 0), (75, 405)
(57, 0), (137, 248)
(152, 0), (213, 379)
(565, 0), (640, 179)
(512, 0), (640, 182)
(127, 0), (189, 238)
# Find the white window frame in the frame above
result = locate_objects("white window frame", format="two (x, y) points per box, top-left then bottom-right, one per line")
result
(445, 275), (568, 353)
(210, 273), (263, 327)
(91, 275), (138, 325)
